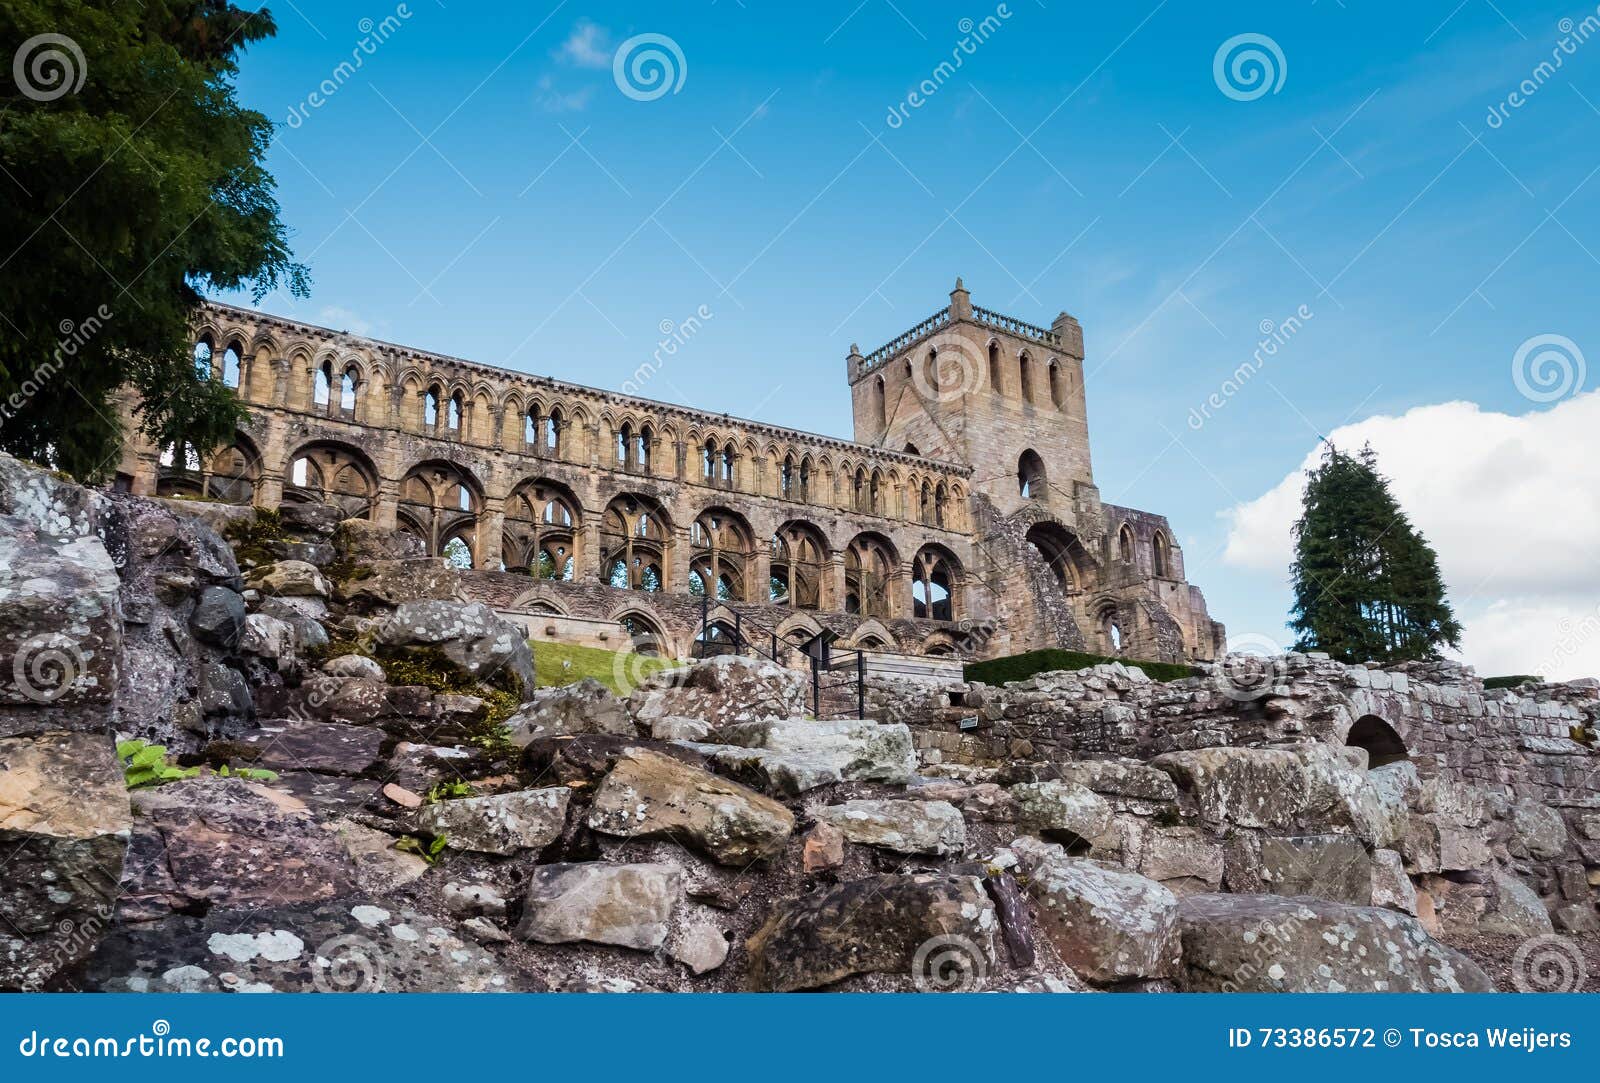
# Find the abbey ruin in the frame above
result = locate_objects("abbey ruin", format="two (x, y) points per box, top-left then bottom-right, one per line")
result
(113, 281), (1223, 666)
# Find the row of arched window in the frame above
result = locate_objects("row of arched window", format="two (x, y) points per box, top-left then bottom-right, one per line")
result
(868, 340), (1073, 428)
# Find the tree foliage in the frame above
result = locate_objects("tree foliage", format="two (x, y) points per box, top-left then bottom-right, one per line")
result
(1289, 444), (1462, 664)
(0, 0), (307, 480)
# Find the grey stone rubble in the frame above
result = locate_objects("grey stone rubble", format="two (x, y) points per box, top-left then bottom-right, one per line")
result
(0, 451), (1594, 993)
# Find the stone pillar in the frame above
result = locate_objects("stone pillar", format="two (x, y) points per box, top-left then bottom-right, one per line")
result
(374, 479), (400, 529)
(667, 528), (692, 595)
(477, 496), (504, 570)
(823, 552), (846, 613)
(949, 276), (972, 321)
(578, 517), (602, 582)
(752, 547), (773, 606)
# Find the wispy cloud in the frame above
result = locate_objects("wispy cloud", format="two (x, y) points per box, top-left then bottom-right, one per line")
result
(557, 19), (613, 69)
(536, 74), (595, 114)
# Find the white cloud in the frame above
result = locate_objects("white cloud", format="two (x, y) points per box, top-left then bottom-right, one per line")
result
(557, 20), (612, 69)
(1221, 391), (1600, 679)
(316, 305), (375, 337)
(535, 74), (594, 113)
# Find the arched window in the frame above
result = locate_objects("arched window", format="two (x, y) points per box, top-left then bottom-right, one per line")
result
(340, 366), (358, 411)
(852, 468), (866, 512)
(524, 407), (541, 447)
(701, 439), (717, 481)
(689, 508), (754, 602)
(911, 546), (958, 621)
(425, 386), (441, 427)
(616, 422), (632, 466)
(285, 441), (378, 520)
(868, 469), (882, 514)
(720, 443), (736, 486)
(1026, 522), (1092, 595)
(875, 375), (887, 428)
(780, 455), (796, 499)
(988, 341), (1002, 392)
(1048, 360), (1063, 409)
(313, 360), (333, 406)
(543, 408), (562, 457)
(193, 340), (214, 381)
(222, 345), (242, 389)
(845, 534), (896, 618)
(1118, 523), (1136, 564)
(903, 442), (920, 455)
(397, 461), (482, 561)
(1018, 449), (1046, 500)
(600, 495), (670, 592)
(1099, 606), (1124, 654)
(770, 521), (826, 609)
(442, 536), (473, 569)
(447, 391), (463, 431)
(503, 479), (578, 580)
(919, 481), (933, 524)
(798, 456), (812, 501)
(637, 425), (653, 473)
(1019, 352), (1033, 404)
(618, 613), (664, 656)
(934, 482), (948, 528)
(1346, 715), (1410, 768)
(1152, 530), (1171, 578)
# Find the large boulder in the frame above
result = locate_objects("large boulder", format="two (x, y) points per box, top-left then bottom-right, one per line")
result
(246, 559), (331, 599)
(1011, 837), (1180, 985)
(78, 898), (532, 991)
(586, 747), (794, 865)
(1175, 893), (1494, 992)
(1258, 834), (1373, 905)
(374, 600), (534, 695)
(706, 717), (916, 791)
(629, 654), (806, 728)
(1509, 801), (1568, 860)
(236, 719), (384, 775)
(1149, 747), (1308, 831)
(746, 873), (998, 991)
(334, 518), (427, 563)
(1117, 821), (1224, 894)
(189, 585), (247, 651)
(335, 558), (459, 610)
(1007, 780), (1114, 845)
(815, 799), (966, 856)
(416, 788), (571, 856)
(515, 862), (682, 951)
(504, 679), (634, 746)
(119, 778), (356, 918)
(1478, 871), (1555, 936)
(0, 732), (130, 990)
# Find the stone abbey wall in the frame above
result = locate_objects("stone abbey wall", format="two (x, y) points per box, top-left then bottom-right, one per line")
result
(113, 286), (1224, 664)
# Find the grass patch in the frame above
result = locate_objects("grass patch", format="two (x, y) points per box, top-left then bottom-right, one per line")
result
(532, 640), (679, 694)
(964, 648), (1199, 687)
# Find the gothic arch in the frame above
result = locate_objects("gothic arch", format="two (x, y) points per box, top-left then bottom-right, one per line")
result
(911, 543), (960, 622)
(285, 440), (378, 520)
(398, 459), (483, 566)
(1026, 521), (1094, 594)
(1346, 715), (1410, 768)
(503, 477), (580, 579)
(690, 506), (755, 602)
(770, 519), (828, 609)
(600, 493), (672, 593)
(844, 532), (898, 619)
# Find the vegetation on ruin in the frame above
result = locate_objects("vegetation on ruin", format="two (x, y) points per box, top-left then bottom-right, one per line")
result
(1289, 444), (1461, 665)
(964, 648), (1198, 687)
(1482, 674), (1541, 690)
(0, 1), (307, 480)
(533, 640), (680, 694)
(222, 508), (287, 567)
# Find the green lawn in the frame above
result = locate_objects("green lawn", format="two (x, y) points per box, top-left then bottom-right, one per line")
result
(530, 640), (681, 694)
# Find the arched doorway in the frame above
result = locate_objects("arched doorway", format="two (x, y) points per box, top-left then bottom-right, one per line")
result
(1346, 715), (1410, 768)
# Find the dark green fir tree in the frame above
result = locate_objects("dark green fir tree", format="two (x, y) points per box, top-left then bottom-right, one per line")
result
(1289, 444), (1462, 664)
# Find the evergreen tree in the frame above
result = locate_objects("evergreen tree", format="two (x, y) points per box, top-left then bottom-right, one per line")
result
(1289, 444), (1462, 663)
(1, 1), (308, 480)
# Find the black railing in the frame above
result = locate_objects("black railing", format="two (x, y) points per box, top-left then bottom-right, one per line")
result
(691, 594), (868, 719)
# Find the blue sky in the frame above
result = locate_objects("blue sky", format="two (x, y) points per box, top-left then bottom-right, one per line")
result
(232, 0), (1600, 676)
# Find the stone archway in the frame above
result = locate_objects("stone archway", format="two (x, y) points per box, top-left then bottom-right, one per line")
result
(1345, 714), (1410, 768)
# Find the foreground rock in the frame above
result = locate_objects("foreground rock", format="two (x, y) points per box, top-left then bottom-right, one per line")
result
(504, 679), (634, 746)
(695, 717), (916, 795)
(516, 862), (682, 950)
(746, 873), (997, 991)
(374, 600), (535, 694)
(586, 747), (794, 865)
(416, 788), (571, 856)
(1012, 837), (1179, 985)
(0, 732), (131, 990)
(78, 898), (530, 992)
(1175, 893), (1494, 992)
(629, 654), (806, 729)
(815, 799), (966, 856)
